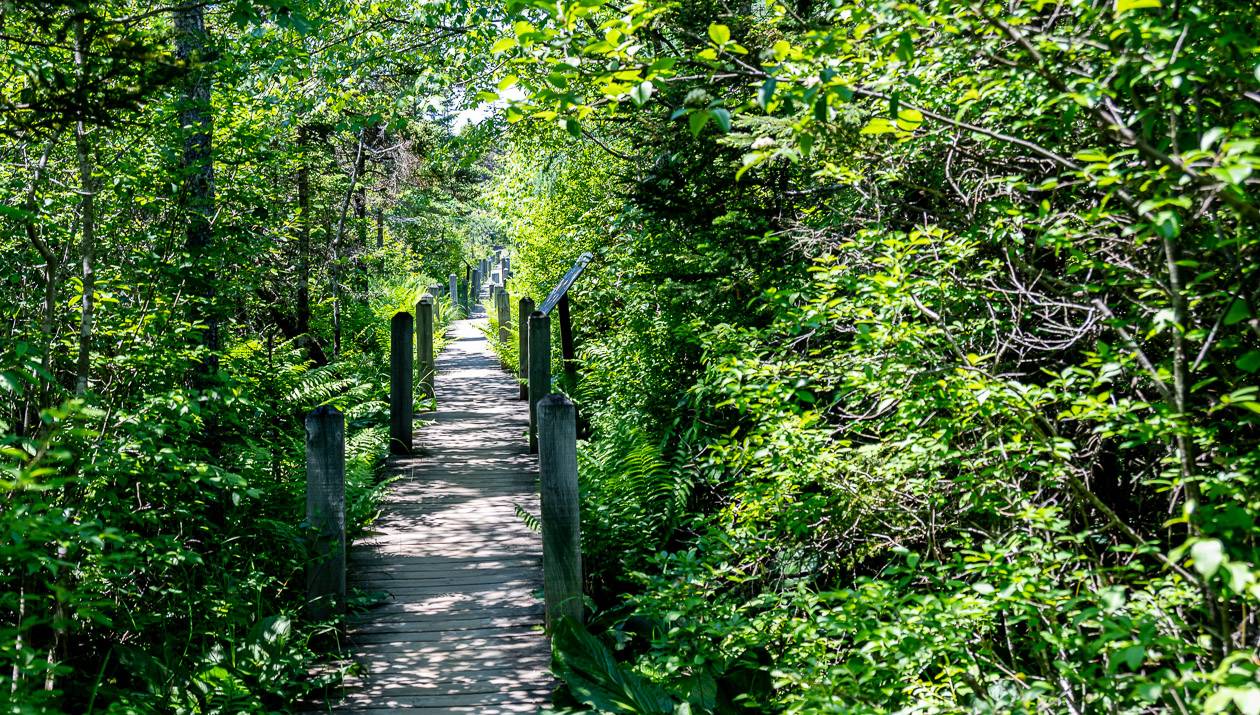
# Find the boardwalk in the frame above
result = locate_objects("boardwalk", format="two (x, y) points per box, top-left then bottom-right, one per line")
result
(333, 316), (553, 713)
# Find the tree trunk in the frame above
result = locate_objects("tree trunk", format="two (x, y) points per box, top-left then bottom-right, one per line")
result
(22, 129), (65, 434)
(331, 131), (366, 361)
(74, 18), (96, 396)
(296, 125), (317, 364)
(174, 4), (217, 370)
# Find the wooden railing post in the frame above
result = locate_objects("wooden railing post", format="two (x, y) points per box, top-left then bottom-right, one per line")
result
(497, 289), (511, 347)
(416, 294), (435, 398)
(518, 297), (535, 401)
(448, 273), (458, 309)
(306, 405), (346, 617)
(538, 394), (582, 627)
(472, 268), (482, 310)
(528, 310), (551, 454)
(390, 311), (413, 454)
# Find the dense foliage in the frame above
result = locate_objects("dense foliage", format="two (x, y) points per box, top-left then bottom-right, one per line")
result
(1, 1), (487, 710)
(485, 0), (1260, 712)
(4, 0), (1259, 712)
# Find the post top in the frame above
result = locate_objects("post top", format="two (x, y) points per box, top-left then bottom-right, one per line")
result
(418, 293), (434, 304)
(392, 310), (412, 323)
(539, 393), (574, 408)
(530, 310), (547, 319)
(307, 404), (343, 418)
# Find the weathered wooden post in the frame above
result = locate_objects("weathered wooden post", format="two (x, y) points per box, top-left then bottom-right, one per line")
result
(528, 310), (551, 454)
(416, 294), (435, 398)
(497, 290), (511, 347)
(306, 405), (346, 617)
(538, 394), (582, 627)
(472, 268), (482, 310)
(518, 297), (535, 401)
(390, 311), (413, 454)
(448, 273), (458, 307)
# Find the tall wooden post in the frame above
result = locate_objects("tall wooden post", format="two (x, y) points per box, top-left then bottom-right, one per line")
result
(528, 310), (551, 454)
(306, 405), (345, 617)
(557, 294), (578, 393)
(472, 268), (482, 311)
(390, 311), (413, 455)
(497, 290), (511, 347)
(518, 297), (535, 401)
(416, 294), (435, 398)
(448, 273), (458, 308)
(539, 394), (582, 627)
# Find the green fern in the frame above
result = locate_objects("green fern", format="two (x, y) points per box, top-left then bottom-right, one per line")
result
(514, 503), (541, 533)
(287, 366), (355, 409)
(579, 421), (693, 553)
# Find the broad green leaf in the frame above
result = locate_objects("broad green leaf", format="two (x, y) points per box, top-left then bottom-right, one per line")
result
(711, 108), (731, 133)
(629, 81), (654, 107)
(861, 118), (898, 134)
(708, 23), (730, 44)
(1237, 350), (1260, 373)
(689, 110), (711, 136)
(1224, 299), (1251, 325)
(1191, 539), (1225, 578)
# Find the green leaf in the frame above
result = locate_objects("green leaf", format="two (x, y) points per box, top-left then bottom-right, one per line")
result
(629, 81), (654, 107)
(758, 77), (777, 110)
(1235, 686), (1260, 715)
(711, 108), (731, 133)
(1191, 539), (1225, 578)
(1115, 0), (1161, 12)
(552, 619), (676, 714)
(895, 32), (914, 62)
(1224, 299), (1252, 326)
(490, 37), (517, 54)
(708, 23), (730, 45)
(1237, 350), (1260, 373)
(895, 108), (924, 131)
(689, 110), (711, 136)
(860, 118), (898, 135)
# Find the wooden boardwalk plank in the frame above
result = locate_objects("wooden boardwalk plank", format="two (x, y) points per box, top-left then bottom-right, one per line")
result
(330, 316), (552, 712)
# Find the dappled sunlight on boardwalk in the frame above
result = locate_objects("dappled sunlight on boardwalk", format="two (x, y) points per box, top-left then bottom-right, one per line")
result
(332, 318), (551, 713)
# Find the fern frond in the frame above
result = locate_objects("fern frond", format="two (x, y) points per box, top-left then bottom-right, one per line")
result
(514, 503), (542, 533)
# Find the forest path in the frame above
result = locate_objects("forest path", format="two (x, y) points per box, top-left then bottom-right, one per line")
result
(332, 315), (552, 713)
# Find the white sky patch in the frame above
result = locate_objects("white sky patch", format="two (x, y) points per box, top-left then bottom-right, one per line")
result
(453, 86), (526, 133)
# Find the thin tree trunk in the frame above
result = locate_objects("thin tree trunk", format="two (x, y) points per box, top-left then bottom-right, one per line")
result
(297, 127), (312, 340)
(331, 131), (366, 360)
(74, 17), (97, 396)
(174, 4), (217, 370)
(21, 129), (65, 434)
(354, 132), (367, 247)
